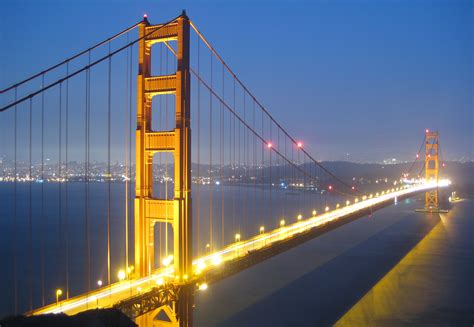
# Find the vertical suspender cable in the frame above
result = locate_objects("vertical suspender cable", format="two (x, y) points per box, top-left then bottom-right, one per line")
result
(229, 80), (235, 236)
(124, 33), (130, 275)
(232, 78), (235, 235)
(128, 44), (133, 270)
(196, 37), (201, 255)
(220, 63), (224, 247)
(40, 75), (45, 306)
(253, 101), (257, 230)
(28, 97), (33, 311)
(237, 85), (241, 233)
(165, 48), (169, 257)
(261, 109), (264, 225)
(209, 53), (213, 248)
(85, 51), (91, 294)
(58, 82), (63, 303)
(13, 87), (18, 314)
(65, 62), (70, 299)
(107, 43), (112, 286)
(243, 92), (247, 233)
(158, 43), (163, 260)
(269, 121), (272, 223)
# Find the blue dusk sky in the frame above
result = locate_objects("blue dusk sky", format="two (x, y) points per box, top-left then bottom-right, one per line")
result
(1, 0), (472, 162)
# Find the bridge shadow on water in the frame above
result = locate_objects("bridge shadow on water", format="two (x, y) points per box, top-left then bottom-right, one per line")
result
(197, 200), (474, 327)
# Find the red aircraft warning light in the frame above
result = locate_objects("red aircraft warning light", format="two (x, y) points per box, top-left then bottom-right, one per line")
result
(425, 129), (430, 133)
(328, 185), (333, 191)
(297, 142), (303, 148)
(267, 142), (272, 149)
(351, 186), (355, 191)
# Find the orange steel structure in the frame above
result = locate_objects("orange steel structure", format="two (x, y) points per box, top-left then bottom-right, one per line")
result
(134, 12), (192, 283)
(424, 131), (439, 210)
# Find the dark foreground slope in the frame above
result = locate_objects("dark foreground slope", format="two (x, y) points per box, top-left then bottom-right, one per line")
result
(0, 308), (136, 327)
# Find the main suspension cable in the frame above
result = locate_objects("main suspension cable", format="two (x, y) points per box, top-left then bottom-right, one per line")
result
(1, 21), (141, 94)
(1, 14), (182, 112)
(189, 21), (360, 194)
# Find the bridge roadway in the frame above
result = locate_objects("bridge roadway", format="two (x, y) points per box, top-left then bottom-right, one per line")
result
(31, 180), (448, 317)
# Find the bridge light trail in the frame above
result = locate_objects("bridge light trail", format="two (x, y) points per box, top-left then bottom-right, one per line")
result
(196, 261), (206, 274)
(211, 255), (222, 266)
(33, 180), (450, 316)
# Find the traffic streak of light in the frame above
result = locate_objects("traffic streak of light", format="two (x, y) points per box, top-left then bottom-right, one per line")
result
(34, 179), (450, 315)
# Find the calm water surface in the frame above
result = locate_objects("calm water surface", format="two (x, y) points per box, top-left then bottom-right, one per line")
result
(1, 182), (472, 326)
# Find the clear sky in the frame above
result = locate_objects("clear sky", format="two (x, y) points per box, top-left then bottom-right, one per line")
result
(1, 0), (472, 162)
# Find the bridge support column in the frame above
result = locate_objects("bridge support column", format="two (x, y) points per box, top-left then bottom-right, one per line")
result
(425, 131), (439, 211)
(134, 11), (192, 327)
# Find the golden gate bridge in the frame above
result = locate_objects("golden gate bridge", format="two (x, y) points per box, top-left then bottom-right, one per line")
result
(0, 11), (449, 326)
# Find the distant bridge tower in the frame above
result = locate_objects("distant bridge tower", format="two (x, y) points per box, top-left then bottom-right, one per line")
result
(424, 131), (439, 210)
(134, 12), (192, 282)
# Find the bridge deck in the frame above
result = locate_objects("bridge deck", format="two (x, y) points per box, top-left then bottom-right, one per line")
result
(31, 181), (446, 317)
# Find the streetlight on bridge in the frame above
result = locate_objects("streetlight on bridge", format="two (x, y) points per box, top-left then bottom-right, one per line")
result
(56, 289), (63, 306)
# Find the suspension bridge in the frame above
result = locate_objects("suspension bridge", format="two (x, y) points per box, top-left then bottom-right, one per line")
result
(0, 11), (450, 326)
